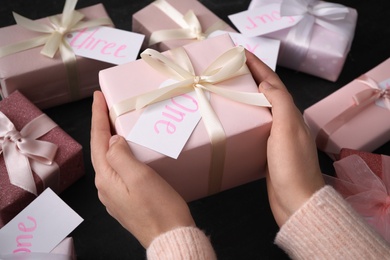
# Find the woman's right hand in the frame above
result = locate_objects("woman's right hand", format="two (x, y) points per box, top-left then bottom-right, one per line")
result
(246, 50), (325, 227)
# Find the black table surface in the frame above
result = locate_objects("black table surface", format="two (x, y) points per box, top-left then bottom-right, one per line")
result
(1, 1), (389, 259)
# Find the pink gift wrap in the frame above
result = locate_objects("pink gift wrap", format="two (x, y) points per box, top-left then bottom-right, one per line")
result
(99, 34), (272, 201)
(0, 91), (85, 227)
(132, 0), (236, 52)
(50, 237), (76, 260)
(303, 58), (390, 159)
(265, 7), (357, 82)
(0, 4), (114, 109)
(328, 149), (390, 242)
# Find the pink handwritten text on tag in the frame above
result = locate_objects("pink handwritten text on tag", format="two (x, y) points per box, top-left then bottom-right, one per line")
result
(12, 216), (37, 254)
(154, 94), (199, 134)
(245, 11), (296, 30)
(69, 27), (127, 58)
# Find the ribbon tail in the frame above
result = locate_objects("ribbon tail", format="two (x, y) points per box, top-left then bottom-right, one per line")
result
(194, 87), (226, 195)
(3, 142), (37, 195)
(60, 40), (80, 100)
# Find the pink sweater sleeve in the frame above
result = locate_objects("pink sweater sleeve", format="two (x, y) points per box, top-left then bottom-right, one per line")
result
(146, 226), (217, 260)
(275, 185), (390, 259)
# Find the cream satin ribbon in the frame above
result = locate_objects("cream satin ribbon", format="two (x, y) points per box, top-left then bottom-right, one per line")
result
(149, 0), (229, 46)
(0, 112), (60, 195)
(0, 0), (113, 100)
(279, 0), (351, 67)
(316, 75), (390, 152)
(110, 46), (271, 194)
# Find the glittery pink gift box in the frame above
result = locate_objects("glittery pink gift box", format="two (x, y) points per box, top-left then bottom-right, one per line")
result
(132, 0), (236, 52)
(0, 91), (84, 227)
(0, 4), (113, 109)
(303, 58), (390, 159)
(99, 34), (272, 201)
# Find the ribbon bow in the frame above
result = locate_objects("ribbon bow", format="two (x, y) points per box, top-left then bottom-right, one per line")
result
(0, 112), (58, 195)
(0, 0), (113, 99)
(149, 0), (228, 46)
(326, 154), (390, 242)
(316, 75), (390, 152)
(110, 46), (271, 194)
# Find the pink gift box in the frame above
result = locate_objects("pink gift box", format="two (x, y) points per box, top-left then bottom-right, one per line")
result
(132, 0), (236, 52)
(248, 1), (357, 82)
(50, 237), (76, 260)
(0, 91), (84, 227)
(303, 58), (390, 159)
(99, 34), (272, 201)
(0, 4), (114, 109)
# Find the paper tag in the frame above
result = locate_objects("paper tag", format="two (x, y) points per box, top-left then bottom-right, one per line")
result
(228, 4), (302, 37)
(377, 78), (390, 109)
(66, 26), (145, 65)
(0, 188), (83, 255)
(208, 30), (280, 71)
(128, 79), (202, 159)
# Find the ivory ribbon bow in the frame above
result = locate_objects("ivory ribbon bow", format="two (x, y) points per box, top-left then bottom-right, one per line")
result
(0, 0), (113, 99)
(149, 0), (229, 46)
(0, 112), (59, 195)
(316, 75), (390, 152)
(110, 46), (271, 194)
(326, 154), (390, 242)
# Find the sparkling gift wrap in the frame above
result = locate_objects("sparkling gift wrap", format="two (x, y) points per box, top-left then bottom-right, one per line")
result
(248, 0), (357, 81)
(0, 91), (84, 227)
(99, 34), (272, 201)
(303, 58), (390, 159)
(132, 0), (236, 52)
(326, 148), (390, 242)
(0, 3), (114, 109)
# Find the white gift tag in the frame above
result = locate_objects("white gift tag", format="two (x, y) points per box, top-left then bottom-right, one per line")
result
(377, 78), (390, 109)
(66, 26), (145, 65)
(208, 30), (280, 71)
(228, 4), (301, 37)
(128, 79), (202, 159)
(0, 188), (83, 255)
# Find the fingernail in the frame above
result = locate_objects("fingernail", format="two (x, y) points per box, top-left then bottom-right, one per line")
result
(109, 135), (120, 147)
(260, 81), (273, 90)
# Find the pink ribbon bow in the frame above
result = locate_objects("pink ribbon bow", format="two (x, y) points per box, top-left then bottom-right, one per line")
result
(327, 154), (390, 242)
(0, 112), (59, 195)
(316, 75), (390, 152)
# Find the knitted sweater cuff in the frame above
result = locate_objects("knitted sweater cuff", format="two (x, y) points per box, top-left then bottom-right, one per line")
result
(275, 185), (390, 259)
(146, 226), (217, 260)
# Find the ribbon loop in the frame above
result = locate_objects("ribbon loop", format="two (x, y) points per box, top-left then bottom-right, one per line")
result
(0, 112), (59, 195)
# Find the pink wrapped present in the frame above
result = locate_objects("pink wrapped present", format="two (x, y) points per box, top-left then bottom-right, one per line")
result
(132, 0), (236, 52)
(0, 91), (84, 227)
(247, 0), (357, 81)
(303, 58), (390, 159)
(0, 1), (114, 109)
(325, 149), (390, 243)
(99, 34), (272, 201)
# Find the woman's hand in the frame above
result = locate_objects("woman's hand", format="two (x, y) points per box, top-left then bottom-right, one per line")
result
(246, 50), (325, 227)
(90, 91), (195, 248)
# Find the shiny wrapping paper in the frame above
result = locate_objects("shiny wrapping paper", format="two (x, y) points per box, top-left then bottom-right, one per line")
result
(0, 91), (84, 227)
(132, 0), (236, 52)
(99, 34), (272, 201)
(0, 4), (114, 109)
(248, 0), (357, 82)
(303, 58), (390, 159)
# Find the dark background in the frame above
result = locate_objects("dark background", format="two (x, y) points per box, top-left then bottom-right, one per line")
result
(1, 0), (389, 259)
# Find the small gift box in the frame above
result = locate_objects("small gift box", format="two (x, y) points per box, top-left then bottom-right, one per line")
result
(0, 91), (84, 227)
(132, 0), (236, 52)
(99, 34), (272, 201)
(303, 58), (390, 159)
(50, 237), (76, 260)
(0, 1), (114, 109)
(325, 148), (390, 243)
(241, 0), (358, 81)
